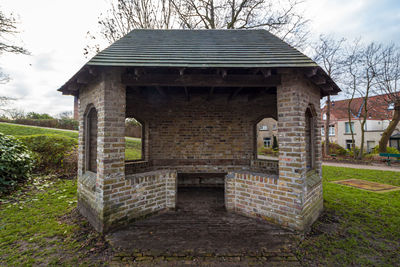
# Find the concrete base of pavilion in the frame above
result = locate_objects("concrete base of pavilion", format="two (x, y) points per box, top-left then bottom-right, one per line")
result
(105, 187), (301, 265)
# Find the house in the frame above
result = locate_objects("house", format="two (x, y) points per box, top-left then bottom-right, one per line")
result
(58, 29), (340, 233)
(322, 94), (400, 152)
(256, 118), (278, 149)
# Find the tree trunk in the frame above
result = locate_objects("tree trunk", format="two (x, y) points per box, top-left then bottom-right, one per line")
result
(324, 96), (331, 156)
(379, 104), (400, 153)
(359, 119), (366, 159)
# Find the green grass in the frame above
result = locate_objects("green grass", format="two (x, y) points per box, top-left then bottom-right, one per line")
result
(0, 122), (141, 160)
(0, 122), (78, 138)
(297, 166), (400, 266)
(0, 176), (81, 265)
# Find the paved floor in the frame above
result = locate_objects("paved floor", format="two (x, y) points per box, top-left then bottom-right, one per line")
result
(106, 187), (299, 265)
(323, 161), (400, 172)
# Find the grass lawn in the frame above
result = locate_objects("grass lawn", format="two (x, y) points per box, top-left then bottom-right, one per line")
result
(297, 167), (400, 266)
(0, 122), (141, 160)
(0, 166), (399, 265)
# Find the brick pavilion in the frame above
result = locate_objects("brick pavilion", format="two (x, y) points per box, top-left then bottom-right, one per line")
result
(59, 29), (340, 233)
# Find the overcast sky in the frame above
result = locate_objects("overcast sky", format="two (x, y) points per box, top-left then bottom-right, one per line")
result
(1, 0), (399, 116)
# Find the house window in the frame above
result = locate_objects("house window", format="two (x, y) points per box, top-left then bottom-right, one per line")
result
(346, 139), (354, 150)
(260, 125), (268, 131)
(367, 141), (375, 153)
(322, 125), (335, 136)
(263, 137), (271, 147)
(329, 125), (335, 136)
(85, 106), (98, 173)
(345, 122), (354, 134)
(305, 106), (316, 171)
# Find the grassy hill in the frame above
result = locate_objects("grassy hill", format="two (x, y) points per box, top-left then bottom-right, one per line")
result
(0, 123), (141, 160)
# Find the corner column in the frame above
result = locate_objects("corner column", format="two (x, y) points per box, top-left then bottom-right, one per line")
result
(277, 70), (323, 231)
(98, 69), (126, 232)
(77, 68), (126, 232)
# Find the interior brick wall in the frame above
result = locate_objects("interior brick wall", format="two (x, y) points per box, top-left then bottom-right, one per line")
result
(126, 90), (277, 164)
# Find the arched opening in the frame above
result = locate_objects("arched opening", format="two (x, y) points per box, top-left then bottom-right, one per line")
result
(305, 105), (317, 171)
(255, 117), (278, 160)
(125, 117), (143, 161)
(85, 106), (98, 173)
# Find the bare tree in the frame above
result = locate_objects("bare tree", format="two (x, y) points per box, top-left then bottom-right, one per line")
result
(170, 0), (309, 47)
(312, 35), (345, 156)
(343, 40), (361, 159)
(0, 96), (15, 114)
(7, 108), (25, 120)
(356, 43), (382, 159)
(343, 41), (382, 159)
(85, 0), (310, 56)
(0, 9), (29, 82)
(377, 44), (400, 152)
(85, 0), (175, 56)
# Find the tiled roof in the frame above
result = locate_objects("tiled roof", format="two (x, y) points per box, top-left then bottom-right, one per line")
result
(325, 94), (395, 121)
(88, 29), (317, 68)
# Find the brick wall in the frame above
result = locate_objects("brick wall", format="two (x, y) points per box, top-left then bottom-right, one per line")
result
(106, 170), (177, 225)
(77, 68), (322, 233)
(77, 69), (180, 232)
(126, 90), (277, 163)
(226, 70), (323, 232)
(225, 171), (298, 227)
(276, 70), (323, 231)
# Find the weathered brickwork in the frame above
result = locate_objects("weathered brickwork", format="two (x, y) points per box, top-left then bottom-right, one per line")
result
(276, 70), (323, 231)
(225, 171), (299, 227)
(77, 68), (323, 233)
(126, 91), (277, 163)
(106, 170), (177, 225)
(225, 70), (323, 231)
(77, 69), (176, 232)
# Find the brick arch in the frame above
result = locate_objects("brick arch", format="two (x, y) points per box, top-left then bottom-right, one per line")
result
(84, 104), (98, 173)
(305, 104), (317, 171)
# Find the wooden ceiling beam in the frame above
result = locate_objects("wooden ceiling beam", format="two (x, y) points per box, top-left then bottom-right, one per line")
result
(121, 73), (281, 87)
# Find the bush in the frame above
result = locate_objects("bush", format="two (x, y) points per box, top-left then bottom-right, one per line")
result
(26, 112), (54, 120)
(323, 142), (347, 156)
(272, 135), (278, 150)
(18, 134), (78, 174)
(0, 133), (34, 193)
(371, 146), (400, 154)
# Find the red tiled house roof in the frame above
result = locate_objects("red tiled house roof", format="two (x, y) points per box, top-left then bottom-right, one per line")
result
(324, 94), (395, 121)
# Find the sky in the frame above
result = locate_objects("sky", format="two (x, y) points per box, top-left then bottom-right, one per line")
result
(0, 0), (400, 116)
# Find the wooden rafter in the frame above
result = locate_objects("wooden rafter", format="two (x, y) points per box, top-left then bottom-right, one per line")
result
(122, 73), (281, 87)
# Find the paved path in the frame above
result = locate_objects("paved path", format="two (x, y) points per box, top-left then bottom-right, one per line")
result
(107, 188), (300, 266)
(323, 161), (400, 172)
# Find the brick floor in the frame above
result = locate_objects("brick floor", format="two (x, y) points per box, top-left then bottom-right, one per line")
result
(106, 187), (300, 266)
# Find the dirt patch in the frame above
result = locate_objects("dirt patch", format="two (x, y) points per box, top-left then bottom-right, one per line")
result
(332, 179), (400, 192)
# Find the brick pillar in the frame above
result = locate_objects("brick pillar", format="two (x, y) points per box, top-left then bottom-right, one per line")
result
(277, 70), (323, 231)
(77, 68), (126, 232)
(98, 69), (126, 231)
